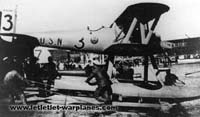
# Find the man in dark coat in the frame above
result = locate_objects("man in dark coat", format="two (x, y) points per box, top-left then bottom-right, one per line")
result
(4, 70), (27, 104)
(43, 57), (61, 95)
(119, 61), (134, 81)
(24, 57), (44, 96)
(164, 69), (185, 86)
(85, 61), (112, 104)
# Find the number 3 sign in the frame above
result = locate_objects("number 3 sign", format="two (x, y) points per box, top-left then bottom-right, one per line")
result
(0, 9), (16, 33)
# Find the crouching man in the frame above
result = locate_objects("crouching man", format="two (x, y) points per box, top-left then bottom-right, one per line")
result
(4, 70), (28, 104)
(85, 61), (113, 104)
(164, 69), (185, 86)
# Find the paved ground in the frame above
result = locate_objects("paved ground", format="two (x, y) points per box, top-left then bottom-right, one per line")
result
(1, 63), (200, 116)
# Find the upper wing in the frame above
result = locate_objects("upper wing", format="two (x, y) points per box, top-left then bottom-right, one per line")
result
(114, 3), (169, 35)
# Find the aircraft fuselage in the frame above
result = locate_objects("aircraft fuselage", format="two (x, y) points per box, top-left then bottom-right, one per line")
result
(29, 27), (116, 54)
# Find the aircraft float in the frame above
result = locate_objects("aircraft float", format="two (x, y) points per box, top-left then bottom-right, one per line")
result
(0, 2), (200, 108)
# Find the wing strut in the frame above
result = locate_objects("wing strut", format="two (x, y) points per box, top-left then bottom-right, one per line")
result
(144, 56), (149, 83)
(122, 18), (137, 43)
(120, 15), (162, 45)
(141, 17), (160, 44)
(106, 56), (115, 79)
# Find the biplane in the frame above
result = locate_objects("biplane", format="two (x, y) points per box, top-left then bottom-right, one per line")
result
(0, 2), (200, 107)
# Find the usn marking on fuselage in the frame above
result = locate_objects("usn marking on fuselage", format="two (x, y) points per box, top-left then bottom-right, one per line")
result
(39, 37), (62, 46)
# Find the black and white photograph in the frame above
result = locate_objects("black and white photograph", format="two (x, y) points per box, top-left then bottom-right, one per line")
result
(1, 0), (200, 116)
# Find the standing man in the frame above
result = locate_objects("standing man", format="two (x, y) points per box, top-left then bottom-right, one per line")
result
(85, 61), (112, 104)
(24, 57), (44, 96)
(24, 57), (40, 81)
(119, 61), (134, 81)
(43, 57), (61, 96)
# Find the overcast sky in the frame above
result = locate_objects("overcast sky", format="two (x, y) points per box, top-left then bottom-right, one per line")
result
(0, 0), (200, 40)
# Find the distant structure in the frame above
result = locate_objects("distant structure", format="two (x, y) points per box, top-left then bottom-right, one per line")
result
(166, 37), (200, 57)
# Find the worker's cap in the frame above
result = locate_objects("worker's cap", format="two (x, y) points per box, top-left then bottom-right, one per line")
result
(30, 56), (38, 61)
(3, 57), (8, 61)
(48, 56), (53, 61)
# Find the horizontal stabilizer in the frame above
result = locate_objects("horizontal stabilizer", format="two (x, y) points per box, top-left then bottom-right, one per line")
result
(0, 33), (40, 48)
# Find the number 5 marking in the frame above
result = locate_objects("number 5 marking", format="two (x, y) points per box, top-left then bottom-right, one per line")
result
(3, 14), (13, 31)
(74, 38), (85, 49)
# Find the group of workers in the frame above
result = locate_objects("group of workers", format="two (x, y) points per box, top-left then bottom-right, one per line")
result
(0, 54), (184, 105)
(84, 58), (185, 104)
(0, 56), (60, 104)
